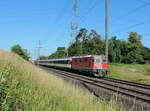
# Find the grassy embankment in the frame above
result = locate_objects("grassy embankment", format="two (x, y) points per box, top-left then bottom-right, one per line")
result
(0, 50), (126, 111)
(109, 63), (150, 84)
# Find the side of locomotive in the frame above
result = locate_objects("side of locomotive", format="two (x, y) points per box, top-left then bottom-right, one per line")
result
(72, 55), (108, 77)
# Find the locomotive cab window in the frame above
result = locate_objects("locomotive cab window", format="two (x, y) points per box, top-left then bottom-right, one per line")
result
(92, 59), (100, 63)
(96, 59), (100, 63)
(103, 57), (107, 63)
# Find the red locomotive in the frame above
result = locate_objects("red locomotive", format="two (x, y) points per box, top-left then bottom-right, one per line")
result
(36, 55), (108, 77)
(72, 55), (108, 77)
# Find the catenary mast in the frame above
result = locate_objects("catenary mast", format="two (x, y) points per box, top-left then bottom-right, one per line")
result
(105, 0), (108, 62)
(70, 0), (78, 45)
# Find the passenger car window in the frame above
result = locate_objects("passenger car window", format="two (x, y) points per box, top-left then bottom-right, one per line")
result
(79, 58), (82, 62)
(92, 59), (94, 62)
(84, 58), (87, 62)
(75, 59), (77, 63)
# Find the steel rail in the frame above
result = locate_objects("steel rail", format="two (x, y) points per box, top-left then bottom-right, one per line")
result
(47, 67), (150, 91)
(103, 77), (150, 90)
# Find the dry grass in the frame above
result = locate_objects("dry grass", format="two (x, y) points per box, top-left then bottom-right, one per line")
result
(0, 49), (126, 111)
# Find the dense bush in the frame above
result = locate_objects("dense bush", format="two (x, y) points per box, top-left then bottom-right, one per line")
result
(0, 63), (23, 110)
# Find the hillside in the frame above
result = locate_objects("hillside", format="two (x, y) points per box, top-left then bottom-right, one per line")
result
(0, 50), (125, 111)
(109, 63), (150, 84)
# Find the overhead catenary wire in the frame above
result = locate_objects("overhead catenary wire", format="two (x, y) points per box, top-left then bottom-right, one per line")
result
(79, 0), (104, 26)
(111, 19), (150, 35)
(99, 1), (150, 37)
(99, 1), (150, 30)
(110, 1), (150, 24)
(54, 0), (71, 24)
(82, 0), (99, 17)
(47, 0), (72, 46)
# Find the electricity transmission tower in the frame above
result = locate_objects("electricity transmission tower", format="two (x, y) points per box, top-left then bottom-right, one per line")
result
(70, 0), (78, 45)
(38, 40), (42, 60)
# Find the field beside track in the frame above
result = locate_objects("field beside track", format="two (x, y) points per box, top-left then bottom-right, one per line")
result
(0, 50), (126, 111)
(109, 63), (150, 84)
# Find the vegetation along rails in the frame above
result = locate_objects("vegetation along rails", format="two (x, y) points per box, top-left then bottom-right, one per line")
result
(41, 66), (150, 104)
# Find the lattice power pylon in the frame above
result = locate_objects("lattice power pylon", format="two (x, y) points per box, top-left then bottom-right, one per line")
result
(70, 0), (78, 45)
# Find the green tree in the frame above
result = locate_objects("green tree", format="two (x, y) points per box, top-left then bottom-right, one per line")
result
(49, 47), (67, 59)
(127, 32), (144, 63)
(68, 28), (88, 56)
(140, 46), (150, 62)
(88, 30), (104, 55)
(11, 45), (29, 61)
(68, 28), (105, 56)
(119, 41), (129, 63)
(109, 36), (122, 63)
(40, 56), (49, 60)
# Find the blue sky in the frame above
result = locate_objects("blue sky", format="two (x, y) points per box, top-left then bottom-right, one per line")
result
(0, 0), (150, 58)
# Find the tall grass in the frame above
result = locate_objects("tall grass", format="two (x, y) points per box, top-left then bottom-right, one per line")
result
(109, 63), (150, 84)
(0, 50), (126, 111)
(144, 64), (150, 75)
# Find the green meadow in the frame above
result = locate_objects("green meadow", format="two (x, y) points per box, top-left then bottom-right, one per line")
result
(109, 63), (150, 84)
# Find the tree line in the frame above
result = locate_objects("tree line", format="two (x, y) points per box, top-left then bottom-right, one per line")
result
(10, 28), (150, 64)
(47, 28), (150, 64)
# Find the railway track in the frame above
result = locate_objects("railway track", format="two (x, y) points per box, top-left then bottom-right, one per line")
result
(40, 66), (150, 106)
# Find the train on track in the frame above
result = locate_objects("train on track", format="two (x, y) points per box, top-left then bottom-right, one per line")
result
(35, 55), (108, 77)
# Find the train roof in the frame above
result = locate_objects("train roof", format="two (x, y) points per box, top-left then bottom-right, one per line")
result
(36, 55), (106, 61)
(37, 57), (72, 62)
(72, 55), (105, 58)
